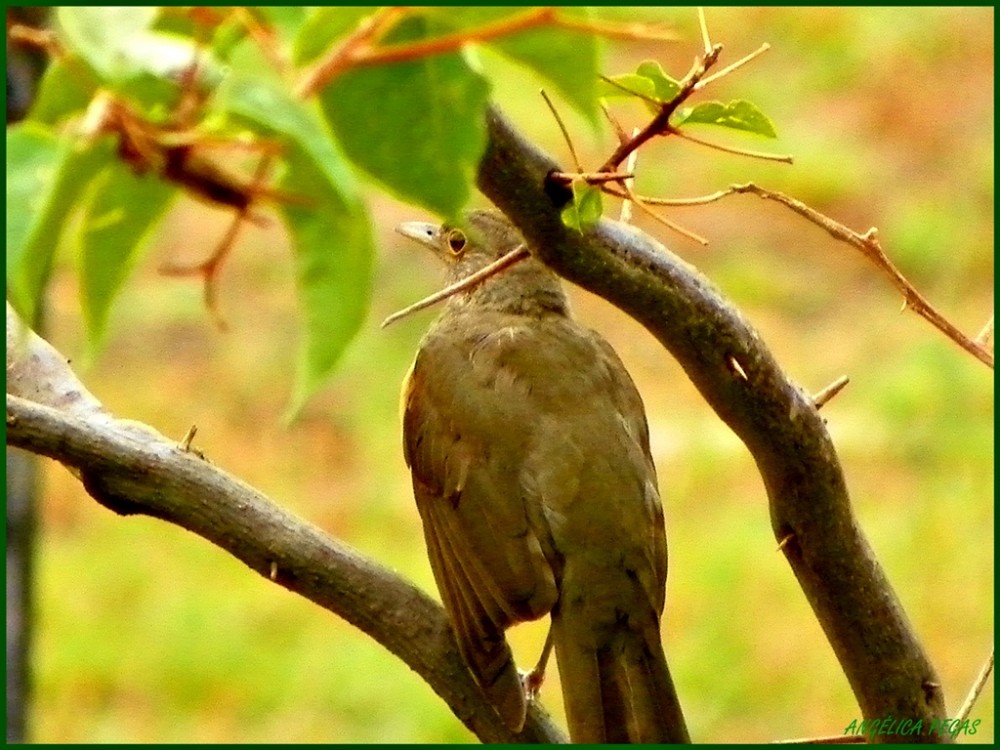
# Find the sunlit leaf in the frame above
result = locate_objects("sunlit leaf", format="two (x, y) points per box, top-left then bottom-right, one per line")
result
(257, 7), (310, 42)
(560, 182), (603, 232)
(317, 14), (491, 218)
(56, 7), (159, 80)
(215, 42), (375, 416)
(292, 7), (374, 66)
(598, 73), (657, 100)
(421, 7), (600, 122)
(28, 58), (100, 126)
(484, 27), (599, 123)
(6, 123), (112, 326)
(76, 165), (174, 349)
(674, 99), (778, 138)
(635, 60), (681, 101)
(600, 60), (679, 114)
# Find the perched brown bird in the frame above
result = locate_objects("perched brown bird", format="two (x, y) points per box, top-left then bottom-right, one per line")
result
(398, 210), (689, 743)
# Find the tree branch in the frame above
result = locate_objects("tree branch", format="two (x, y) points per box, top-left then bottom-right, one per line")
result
(4, 304), (566, 745)
(477, 105), (952, 743)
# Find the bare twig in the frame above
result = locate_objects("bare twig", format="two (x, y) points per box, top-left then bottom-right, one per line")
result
(600, 101), (630, 146)
(956, 648), (994, 722)
(550, 171), (634, 185)
(159, 154), (277, 331)
(540, 90), (582, 173)
(697, 7), (712, 56)
(623, 184), (709, 245)
(728, 183), (994, 369)
(773, 734), (865, 744)
(601, 184), (734, 207)
(671, 126), (794, 164)
(620, 128), (641, 224)
(696, 42), (771, 90)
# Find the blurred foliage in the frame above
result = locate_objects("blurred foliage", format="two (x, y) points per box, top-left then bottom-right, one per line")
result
(6, 6), (777, 406)
(12, 6), (994, 744)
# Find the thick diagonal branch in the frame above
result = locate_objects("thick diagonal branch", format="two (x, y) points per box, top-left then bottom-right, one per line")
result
(477, 105), (951, 743)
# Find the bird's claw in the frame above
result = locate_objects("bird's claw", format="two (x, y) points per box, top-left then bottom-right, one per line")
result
(520, 667), (546, 701)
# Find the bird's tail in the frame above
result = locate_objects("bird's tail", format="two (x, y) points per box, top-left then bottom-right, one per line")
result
(551, 607), (689, 743)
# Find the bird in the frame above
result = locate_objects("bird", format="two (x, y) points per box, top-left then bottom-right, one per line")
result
(397, 209), (689, 743)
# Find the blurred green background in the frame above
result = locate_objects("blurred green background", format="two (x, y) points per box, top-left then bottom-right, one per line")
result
(30, 7), (992, 743)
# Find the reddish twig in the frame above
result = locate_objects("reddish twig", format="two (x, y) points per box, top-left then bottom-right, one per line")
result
(725, 183), (994, 369)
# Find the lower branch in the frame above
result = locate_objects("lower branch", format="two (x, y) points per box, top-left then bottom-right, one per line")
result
(3, 389), (565, 743)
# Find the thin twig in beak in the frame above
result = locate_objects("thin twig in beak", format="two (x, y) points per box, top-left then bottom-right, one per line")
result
(381, 244), (531, 328)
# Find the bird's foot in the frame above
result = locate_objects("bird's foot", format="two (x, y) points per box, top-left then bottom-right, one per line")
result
(520, 667), (546, 701)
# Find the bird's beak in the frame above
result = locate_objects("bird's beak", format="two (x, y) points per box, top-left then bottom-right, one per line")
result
(395, 221), (440, 250)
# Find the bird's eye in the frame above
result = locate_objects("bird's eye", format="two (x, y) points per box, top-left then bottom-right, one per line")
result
(445, 229), (467, 256)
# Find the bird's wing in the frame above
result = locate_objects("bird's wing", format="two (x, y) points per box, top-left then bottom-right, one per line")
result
(402, 322), (559, 727)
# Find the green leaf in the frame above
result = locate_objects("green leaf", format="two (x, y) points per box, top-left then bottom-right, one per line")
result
(634, 60), (681, 102)
(292, 7), (375, 65)
(598, 73), (657, 100)
(58, 7), (222, 108)
(280, 156), (374, 420)
(599, 60), (679, 116)
(560, 182), (603, 232)
(257, 7), (310, 41)
(28, 58), (100, 126)
(76, 166), (174, 349)
(421, 7), (600, 123)
(56, 7), (159, 80)
(215, 44), (376, 416)
(6, 126), (61, 285)
(674, 99), (778, 138)
(486, 26), (600, 123)
(6, 123), (113, 326)
(317, 14), (491, 218)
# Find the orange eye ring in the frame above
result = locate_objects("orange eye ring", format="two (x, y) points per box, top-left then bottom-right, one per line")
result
(445, 229), (466, 256)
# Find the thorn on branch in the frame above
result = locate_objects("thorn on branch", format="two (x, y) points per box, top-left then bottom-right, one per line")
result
(812, 376), (850, 409)
(726, 354), (749, 381)
(178, 424), (198, 452)
(975, 315), (994, 349)
(600, 101), (630, 147)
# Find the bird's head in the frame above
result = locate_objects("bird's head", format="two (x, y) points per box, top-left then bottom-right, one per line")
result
(395, 209), (569, 317)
